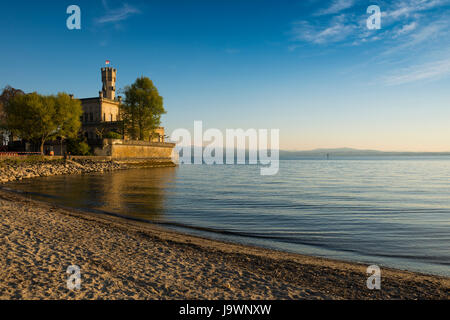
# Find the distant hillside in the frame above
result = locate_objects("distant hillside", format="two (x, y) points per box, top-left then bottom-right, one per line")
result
(279, 148), (450, 159)
(179, 146), (450, 162)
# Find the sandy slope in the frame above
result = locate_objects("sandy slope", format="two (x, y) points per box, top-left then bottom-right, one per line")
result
(0, 190), (448, 300)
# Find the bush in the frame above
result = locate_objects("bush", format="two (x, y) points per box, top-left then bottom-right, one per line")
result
(104, 131), (123, 139)
(67, 138), (91, 155)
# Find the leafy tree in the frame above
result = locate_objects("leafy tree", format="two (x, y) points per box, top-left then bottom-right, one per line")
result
(0, 86), (25, 142)
(67, 137), (91, 155)
(5, 92), (82, 154)
(0, 86), (25, 124)
(54, 93), (81, 141)
(121, 77), (166, 140)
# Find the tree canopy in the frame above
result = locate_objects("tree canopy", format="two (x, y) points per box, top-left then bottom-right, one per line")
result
(5, 92), (82, 154)
(0, 86), (25, 129)
(121, 77), (166, 141)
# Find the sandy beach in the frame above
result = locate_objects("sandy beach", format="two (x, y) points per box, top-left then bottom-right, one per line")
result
(0, 188), (448, 300)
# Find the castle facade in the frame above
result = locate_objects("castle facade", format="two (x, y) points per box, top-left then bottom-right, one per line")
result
(78, 67), (165, 142)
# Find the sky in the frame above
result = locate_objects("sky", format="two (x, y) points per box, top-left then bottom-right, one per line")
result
(1, 0), (450, 151)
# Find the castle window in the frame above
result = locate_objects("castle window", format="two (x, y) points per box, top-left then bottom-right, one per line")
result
(110, 114), (113, 121)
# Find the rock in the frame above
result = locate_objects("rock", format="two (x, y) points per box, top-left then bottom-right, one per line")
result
(0, 159), (125, 183)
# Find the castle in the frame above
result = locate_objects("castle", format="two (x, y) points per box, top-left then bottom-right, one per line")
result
(5, 66), (175, 161)
(78, 67), (165, 143)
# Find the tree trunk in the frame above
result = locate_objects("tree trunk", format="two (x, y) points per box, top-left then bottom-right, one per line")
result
(139, 123), (144, 141)
(40, 139), (45, 155)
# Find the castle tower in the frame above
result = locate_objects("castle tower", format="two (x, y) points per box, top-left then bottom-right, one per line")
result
(101, 67), (117, 100)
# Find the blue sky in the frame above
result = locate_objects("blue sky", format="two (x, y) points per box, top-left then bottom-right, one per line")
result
(1, 0), (450, 151)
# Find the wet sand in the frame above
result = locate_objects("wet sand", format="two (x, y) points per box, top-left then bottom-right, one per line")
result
(0, 189), (448, 300)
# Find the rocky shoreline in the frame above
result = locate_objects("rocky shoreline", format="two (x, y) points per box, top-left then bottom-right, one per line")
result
(0, 159), (126, 184)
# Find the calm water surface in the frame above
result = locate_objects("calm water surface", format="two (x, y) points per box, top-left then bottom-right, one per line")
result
(7, 159), (450, 276)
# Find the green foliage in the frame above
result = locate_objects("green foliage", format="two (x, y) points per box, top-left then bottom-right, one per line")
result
(54, 93), (82, 140)
(121, 77), (166, 141)
(5, 92), (82, 154)
(67, 138), (91, 156)
(104, 131), (123, 139)
(0, 86), (25, 129)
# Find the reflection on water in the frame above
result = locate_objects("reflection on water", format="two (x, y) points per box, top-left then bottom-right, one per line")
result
(7, 159), (450, 276)
(12, 167), (176, 221)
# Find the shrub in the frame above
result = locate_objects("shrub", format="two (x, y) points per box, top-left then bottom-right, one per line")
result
(104, 131), (123, 139)
(67, 138), (91, 155)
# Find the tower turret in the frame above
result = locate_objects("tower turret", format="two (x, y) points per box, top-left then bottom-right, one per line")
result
(101, 67), (117, 100)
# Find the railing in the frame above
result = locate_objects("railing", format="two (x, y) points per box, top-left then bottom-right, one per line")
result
(0, 152), (42, 157)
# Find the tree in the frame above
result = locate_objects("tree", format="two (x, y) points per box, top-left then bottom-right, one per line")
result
(54, 93), (81, 141)
(54, 93), (83, 154)
(5, 92), (82, 154)
(121, 77), (166, 140)
(0, 86), (25, 144)
(0, 86), (25, 125)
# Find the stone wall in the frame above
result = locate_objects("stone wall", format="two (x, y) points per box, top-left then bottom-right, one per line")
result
(94, 139), (177, 162)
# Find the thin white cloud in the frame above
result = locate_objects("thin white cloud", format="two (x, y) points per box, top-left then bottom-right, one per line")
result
(384, 0), (450, 22)
(101, 0), (110, 10)
(289, 0), (450, 51)
(392, 22), (417, 38)
(316, 0), (355, 16)
(385, 58), (450, 85)
(96, 2), (140, 24)
(383, 19), (449, 55)
(408, 21), (445, 45)
(291, 15), (357, 44)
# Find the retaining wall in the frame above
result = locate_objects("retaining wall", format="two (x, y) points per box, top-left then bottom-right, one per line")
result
(93, 139), (177, 163)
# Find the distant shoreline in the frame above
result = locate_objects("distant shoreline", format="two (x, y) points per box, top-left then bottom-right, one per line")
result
(0, 188), (448, 299)
(279, 150), (450, 159)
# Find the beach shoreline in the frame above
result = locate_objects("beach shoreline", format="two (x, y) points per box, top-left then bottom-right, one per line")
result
(0, 188), (448, 300)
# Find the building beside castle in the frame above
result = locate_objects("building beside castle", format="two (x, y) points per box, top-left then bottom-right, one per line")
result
(78, 67), (165, 143)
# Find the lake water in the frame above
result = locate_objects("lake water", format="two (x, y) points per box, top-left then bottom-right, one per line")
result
(7, 158), (450, 276)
